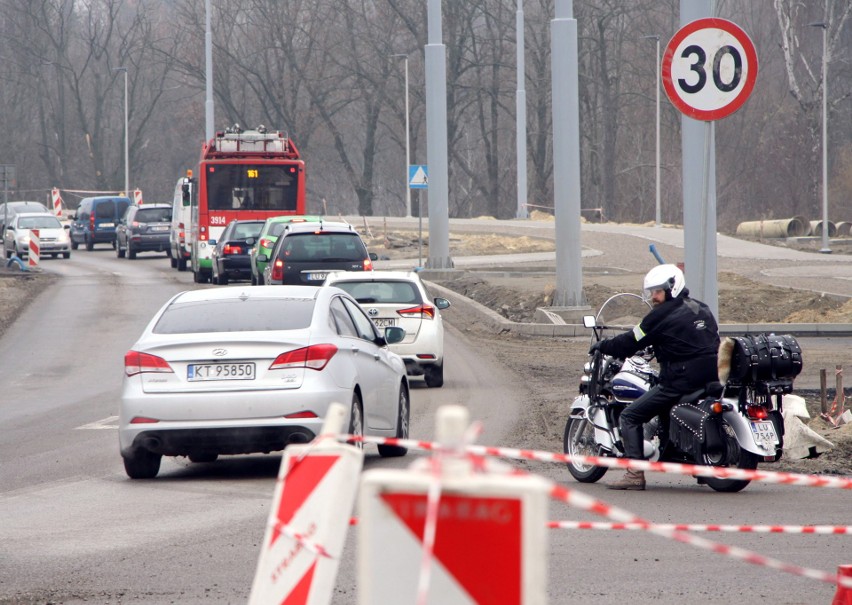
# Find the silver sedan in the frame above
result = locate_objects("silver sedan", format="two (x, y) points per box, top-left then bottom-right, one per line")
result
(119, 285), (409, 478)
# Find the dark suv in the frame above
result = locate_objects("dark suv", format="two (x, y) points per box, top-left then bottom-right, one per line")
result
(116, 203), (172, 259)
(260, 221), (376, 285)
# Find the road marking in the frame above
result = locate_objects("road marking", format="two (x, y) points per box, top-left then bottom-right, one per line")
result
(76, 416), (119, 430)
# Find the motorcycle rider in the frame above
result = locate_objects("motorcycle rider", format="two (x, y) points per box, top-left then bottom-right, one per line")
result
(589, 264), (720, 490)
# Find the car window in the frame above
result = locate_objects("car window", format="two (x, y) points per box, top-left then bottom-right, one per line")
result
(332, 280), (421, 304)
(329, 297), (360, 338)
(18, 216), (62, 230)
(135, 208), (171, 222)
(279, 233), (365, 262)
(341, 297), (380, 342)
(95, 201), (115, 219)
(269, 223), (287, 238)
(234, 222), (264, 239)
(153, 298), (315, 334)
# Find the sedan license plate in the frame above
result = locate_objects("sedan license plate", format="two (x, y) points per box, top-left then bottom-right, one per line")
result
(373, 318), (397, 327)
(187, 362), (256, 381)
(307, 272), (328, 281)
(749, 420), (777, 449)
(152, 225), (169, 231)
(100, 222), (115, 228)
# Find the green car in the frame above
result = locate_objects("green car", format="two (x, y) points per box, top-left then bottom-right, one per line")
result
(250, 215), (322, 284)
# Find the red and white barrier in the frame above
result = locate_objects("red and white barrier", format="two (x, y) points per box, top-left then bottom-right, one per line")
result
(51, 188), (63, 217)
(346, 431), (852, 594)
(834, 565), (852, 604)
(133, 188), (143, 205)
(358, 406), (550, 605)
(248, 403), (363, 605)
(28, 229), (39, 267)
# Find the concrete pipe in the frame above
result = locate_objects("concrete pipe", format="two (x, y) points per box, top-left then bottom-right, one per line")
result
(735, 216), (809, 238)
(835, 221), (852, 237)
(809, 220), (837, 238)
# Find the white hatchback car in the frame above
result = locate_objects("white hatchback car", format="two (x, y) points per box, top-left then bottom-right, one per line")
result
(3, 212), (71, 259)
(119, 285), (410, 479)
(323, 271), (450, 388)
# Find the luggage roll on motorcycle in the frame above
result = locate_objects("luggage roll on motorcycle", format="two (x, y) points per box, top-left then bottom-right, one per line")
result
(563, 293), (802, 493)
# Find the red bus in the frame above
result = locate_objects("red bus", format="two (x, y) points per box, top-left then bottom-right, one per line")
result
(178, 126), (307, 282)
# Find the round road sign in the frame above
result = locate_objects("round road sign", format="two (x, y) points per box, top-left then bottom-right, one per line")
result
(662, 18), (758, 121)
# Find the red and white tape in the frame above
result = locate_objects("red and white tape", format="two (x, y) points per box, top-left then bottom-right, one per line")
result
(545, 481), (852, 589)
(346, 435), (852, 490)
(548, 521), (852, 535)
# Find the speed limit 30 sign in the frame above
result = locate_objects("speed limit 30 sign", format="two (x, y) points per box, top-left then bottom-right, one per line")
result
(662, 18), (758, 121)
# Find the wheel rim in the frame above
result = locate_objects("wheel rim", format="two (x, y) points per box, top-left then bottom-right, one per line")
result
(567, 417), (599, 472)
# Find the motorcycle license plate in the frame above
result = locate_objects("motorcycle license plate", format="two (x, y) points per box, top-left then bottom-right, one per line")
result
(749, 421), (777, 449)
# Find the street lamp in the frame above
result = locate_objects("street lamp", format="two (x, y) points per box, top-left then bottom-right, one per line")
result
(642, 34), (661, 228)
(112, 67), (130, 197)
(809, 22), (830, 253)
(391, 54), (412, 218)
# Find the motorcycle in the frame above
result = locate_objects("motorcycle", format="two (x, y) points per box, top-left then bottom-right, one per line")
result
(563, 293), (802, 493)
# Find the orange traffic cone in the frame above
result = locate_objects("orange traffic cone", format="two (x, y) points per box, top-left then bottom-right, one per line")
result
(832, 565), (852, 604)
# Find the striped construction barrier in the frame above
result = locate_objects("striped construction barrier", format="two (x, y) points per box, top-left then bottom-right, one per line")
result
(134, 188), (143, 205)
(28, 229), (39, 267)
(51, 188), (63, 217)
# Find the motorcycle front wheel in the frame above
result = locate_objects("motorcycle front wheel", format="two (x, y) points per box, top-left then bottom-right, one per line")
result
(700, 420), (760, 493)
(564, 416), (608, 483)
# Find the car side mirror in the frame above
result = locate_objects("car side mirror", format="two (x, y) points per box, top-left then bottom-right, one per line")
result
(583, 315), (597, 328)
(256, 254), (268, 263)
(369, 252), (378, 261)
(384, 326), (405, 345)
(433, 297), (451, 310)
(245, 237), (256, 246)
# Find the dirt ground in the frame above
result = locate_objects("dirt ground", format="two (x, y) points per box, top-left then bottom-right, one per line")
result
(3, 227), (851, 478)
(361, 227), (852, 477)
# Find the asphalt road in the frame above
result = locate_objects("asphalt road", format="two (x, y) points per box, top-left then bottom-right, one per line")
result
(1, 224), (850, 604)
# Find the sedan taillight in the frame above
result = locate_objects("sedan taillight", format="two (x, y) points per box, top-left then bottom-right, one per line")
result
(270, 344), (338, 371)
(363, 257), (373, 271)
(259, 237), (274, 249)
(223, 243), (242, 255)
(397, 304), (435, 319)
(125, 351), (174, 376)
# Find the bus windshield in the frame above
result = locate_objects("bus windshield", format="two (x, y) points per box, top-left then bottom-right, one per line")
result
(205, 164), (299, 212)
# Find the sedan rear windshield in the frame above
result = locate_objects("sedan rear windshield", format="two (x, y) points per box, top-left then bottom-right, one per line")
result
(135, 208), (172, 222)
(332, 280), (421, 304)
(154, 298), (315, 334)
(278, 233), (367, 262)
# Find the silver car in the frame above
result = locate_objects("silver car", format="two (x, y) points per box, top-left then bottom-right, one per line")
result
(119, 285), (410, 478)
(323, 271), (450, 387)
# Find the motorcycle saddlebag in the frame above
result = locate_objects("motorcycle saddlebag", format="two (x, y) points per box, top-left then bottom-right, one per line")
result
(669, 400), (725, 458)
(727, 334), (802, 385)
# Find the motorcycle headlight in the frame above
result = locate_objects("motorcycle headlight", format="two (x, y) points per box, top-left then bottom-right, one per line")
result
(580, 375), (591, 385)
(583, 361), (593, 374)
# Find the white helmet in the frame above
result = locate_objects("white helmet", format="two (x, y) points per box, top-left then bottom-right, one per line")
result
(643, 264), (685, 300)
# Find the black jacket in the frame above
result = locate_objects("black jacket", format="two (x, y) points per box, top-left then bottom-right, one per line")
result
(597, 288), (720, 391)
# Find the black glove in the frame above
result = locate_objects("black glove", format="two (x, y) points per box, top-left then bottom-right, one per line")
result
(588, 340), (602, 355)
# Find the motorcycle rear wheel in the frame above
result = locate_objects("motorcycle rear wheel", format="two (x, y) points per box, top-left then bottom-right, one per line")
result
(700, 420), (759, 493)
(564, 416), (608, 483)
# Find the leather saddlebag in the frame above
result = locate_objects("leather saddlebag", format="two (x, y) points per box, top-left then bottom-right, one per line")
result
(727, 334), (802, 384)
(669, 400), (725, 458)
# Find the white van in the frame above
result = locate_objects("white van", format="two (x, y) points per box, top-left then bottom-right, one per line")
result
(170, 174), (194, 271)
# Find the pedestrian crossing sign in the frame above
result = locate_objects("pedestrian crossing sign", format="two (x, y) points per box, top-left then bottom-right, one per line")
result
(408, 165), (428, 189)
